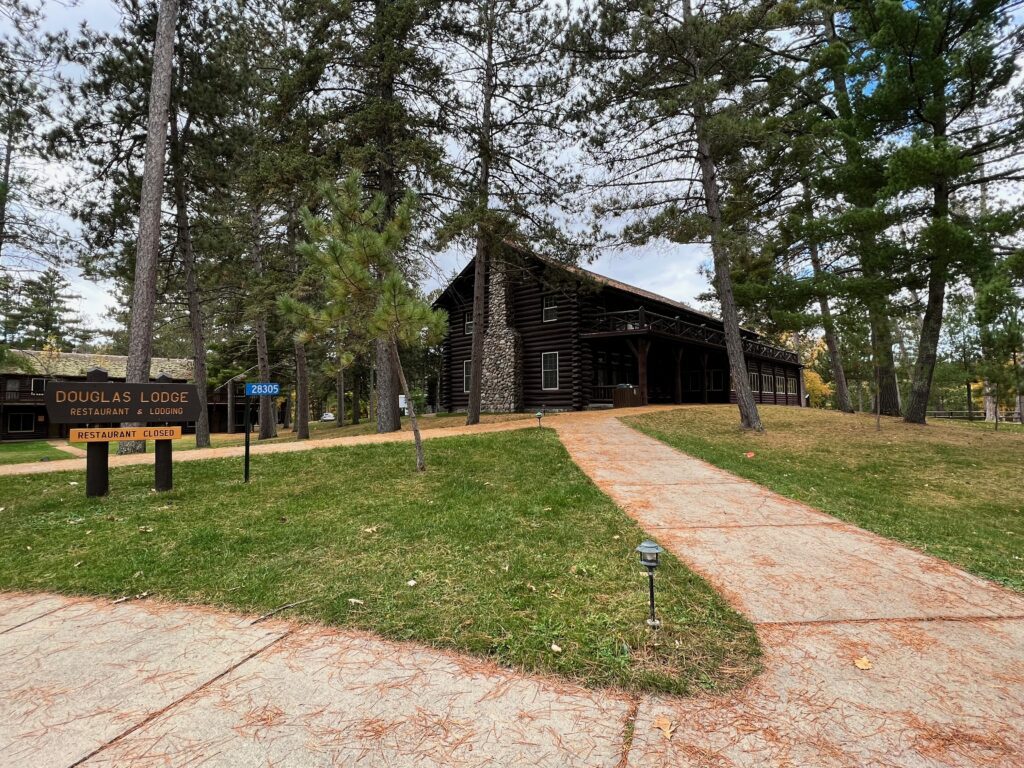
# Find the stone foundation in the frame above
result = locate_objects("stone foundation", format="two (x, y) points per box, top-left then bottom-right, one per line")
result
(480, 262), (522, 412)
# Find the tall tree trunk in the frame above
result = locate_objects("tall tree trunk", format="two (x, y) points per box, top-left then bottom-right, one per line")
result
(336, 363), (345, 427)
(375, 339), (401, 431)
(294, 338), (310, 440)
(170, 117), (210, 447)
(805, 191), (852, 413)
(683, 0), (761, 431)
(351, 370), (360, 425)
(466, 0), (496, 426)
(120, 0), (179, 455)
(904, 177), (950, 424)
(869, 310), (902, 416)
(389, 340), (426, 471)
(0, 123), (13, 262)
(983, 380), (996, 421)
(255, 315), (276, 438)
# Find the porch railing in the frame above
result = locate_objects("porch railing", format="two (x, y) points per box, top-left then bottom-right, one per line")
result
(585, 308), (799, 364)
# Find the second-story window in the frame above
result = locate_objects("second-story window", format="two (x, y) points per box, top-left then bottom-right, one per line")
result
(464, 312), (474, 335)
(30, 378), (46, 395)
(542, 295), (558, 322)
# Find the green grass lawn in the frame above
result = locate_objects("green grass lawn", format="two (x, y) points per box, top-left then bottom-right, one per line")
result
(70, 412), (531, 455)
(624, 406), (1024, 592)
(0, 440), (71, 465)
(0, 428), (758, 695)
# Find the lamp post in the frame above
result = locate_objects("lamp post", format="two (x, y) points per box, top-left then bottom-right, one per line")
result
(636, 540), (663, 629)
(535, 410), (543, 428)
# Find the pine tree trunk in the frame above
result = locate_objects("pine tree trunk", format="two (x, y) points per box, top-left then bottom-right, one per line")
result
(805, 194), (852, 413)
(869, 311), (902, 416)
(337, 364), (346, 427)
(389, 339), (425, 472)
(0, 123), (13, 261)
(466, 1), (495, 426)
(983, 380), (996, 421)
(351, 370), (360, 425)
(120, 0), (179, 455)
(682, 0), (761, 431)
(170, 118), (210, 448)
(255, 316), (277, 439)
(375, 339), (401, 432)
(294, 338), (310, 440)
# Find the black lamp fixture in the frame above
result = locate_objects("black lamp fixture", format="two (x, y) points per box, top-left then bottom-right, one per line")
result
(636, 540), (664, 629)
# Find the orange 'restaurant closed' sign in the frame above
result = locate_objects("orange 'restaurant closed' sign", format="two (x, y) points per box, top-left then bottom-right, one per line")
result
(70, 426), (184, 442)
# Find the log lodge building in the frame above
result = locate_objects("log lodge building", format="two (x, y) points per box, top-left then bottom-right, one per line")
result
(434, 251), (804, 413)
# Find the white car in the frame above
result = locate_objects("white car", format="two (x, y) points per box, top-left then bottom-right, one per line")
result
(320, 412), (335, 422)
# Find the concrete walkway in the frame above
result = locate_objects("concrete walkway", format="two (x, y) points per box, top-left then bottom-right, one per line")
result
(555, 417), (1024, 767)
(0, 593), (632, 767)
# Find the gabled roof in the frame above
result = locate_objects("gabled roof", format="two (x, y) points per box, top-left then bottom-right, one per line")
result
(1, 350), (194, 381)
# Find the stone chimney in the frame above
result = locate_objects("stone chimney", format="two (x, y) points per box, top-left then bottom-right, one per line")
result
(480, 259), (522, 412)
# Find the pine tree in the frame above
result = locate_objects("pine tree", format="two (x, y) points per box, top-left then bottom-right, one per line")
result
(846, 0), (1024, 423)
(443, 0), (582, 424)
(8, 268), (90, 349)
(286, 173), (446, 470)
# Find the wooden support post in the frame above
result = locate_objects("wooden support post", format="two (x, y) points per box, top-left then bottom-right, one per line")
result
(702, 353), (709, 404)
(154, 373), (173, 492)
(85, 367), (110, 498)
(674, 348), (684, 404)
(227, 380), (236, 434)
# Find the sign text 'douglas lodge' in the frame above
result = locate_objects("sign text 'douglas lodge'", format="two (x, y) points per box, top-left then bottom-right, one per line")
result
(45, 382), (202, 424)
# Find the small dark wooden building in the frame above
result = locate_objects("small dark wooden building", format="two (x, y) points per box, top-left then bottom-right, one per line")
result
(0, 350), (263, 440)
(433, 251), (803, 412)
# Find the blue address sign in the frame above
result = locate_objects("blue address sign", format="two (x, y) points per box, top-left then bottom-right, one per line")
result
(245, 382), (281, 397)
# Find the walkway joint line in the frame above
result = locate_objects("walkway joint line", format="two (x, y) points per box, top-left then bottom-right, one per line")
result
(67, 628), (296, 768)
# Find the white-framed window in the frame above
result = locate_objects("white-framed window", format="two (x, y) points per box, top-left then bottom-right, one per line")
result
(464, 313), (474, 335)
(762, 373), (774, 394)
(709, 370), (724, 391)
(463, 360), (471, 393)
(30, 378), (46, 395)
(748, 371), (759, 392)
(542, 295), (558, 322)
(787, 377), (798, 395)
(7, 412), (34, 433)
(541, 352), (559, 390)
(776, 375), (785, 395)
(688, 371), (701, 392)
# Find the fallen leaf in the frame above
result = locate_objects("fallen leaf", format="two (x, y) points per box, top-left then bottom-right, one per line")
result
(652, 714), (676, 740)
(744, 451), (756, 459)
(69, 481), (78, 486)
(363, 526), (378, 533)
(138, 526), (154, 533)
(347, 598), (364, 606)
(407, 579), (417, 587)
(854, 656), (873, 670)
(73, 561), (83, 568)
(550, 643), (562, 653)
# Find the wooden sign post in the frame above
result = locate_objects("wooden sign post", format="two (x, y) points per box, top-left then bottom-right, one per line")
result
(85, 367), (109, 498)
(46, 369), (199, 497)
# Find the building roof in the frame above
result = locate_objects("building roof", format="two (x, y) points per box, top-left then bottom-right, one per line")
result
(542, 256), (725, 326)
(1, 350), (194, 381)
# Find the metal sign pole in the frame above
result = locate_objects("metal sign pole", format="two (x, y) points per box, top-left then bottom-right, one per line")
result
(244, 392), (251, 483)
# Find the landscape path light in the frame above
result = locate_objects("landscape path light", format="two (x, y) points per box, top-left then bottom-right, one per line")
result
(636, 540), (664, 629)
(536, 410), (543, 428)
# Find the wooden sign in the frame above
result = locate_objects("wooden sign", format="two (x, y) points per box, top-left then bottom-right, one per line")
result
(46, 382), (201, 424)
(70, 426), (183, 443)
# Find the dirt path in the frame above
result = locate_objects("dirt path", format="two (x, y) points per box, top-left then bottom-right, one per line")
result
(555, 416), (1024, 767)
(47, 440), (86, 458)
(0, 407), (678, 477)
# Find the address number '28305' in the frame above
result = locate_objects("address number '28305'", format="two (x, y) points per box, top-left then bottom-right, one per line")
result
(245, 382), (281, 396)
